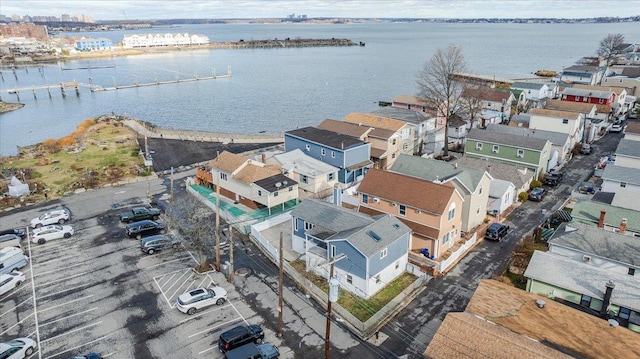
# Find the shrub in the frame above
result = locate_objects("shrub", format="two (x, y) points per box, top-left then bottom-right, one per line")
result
(530, 180), (542, 188)
(518, 192), (529, 202)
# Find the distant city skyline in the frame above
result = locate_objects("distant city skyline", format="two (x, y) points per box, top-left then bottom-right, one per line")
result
(2, 0), (639, 21)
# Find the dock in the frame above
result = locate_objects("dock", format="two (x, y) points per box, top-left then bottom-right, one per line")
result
(2, 81), (81, 101)
(91, 67), (231, 92)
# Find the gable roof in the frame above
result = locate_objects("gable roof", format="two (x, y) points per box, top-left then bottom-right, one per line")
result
(489, 178), (515, 198)
(209, 150), (248, 174)
(370, 106), (435, 124)
(425, 312), (572, 359)
(317, 119), (395, 140)
(486, 124), (569, 146)
(511, 82), (548, 90)
(291, 199), (410, 257)
(601, 164), (640, 185)
(525, 250), (640, 311)
(357, 168), (456, 215)
(615, 138), (640, 158)
(452, 156), (535, 189)
(389, 154), (487, 193)
(572, 83), (627, 95)
(392, 94), (426, 105)
(285, 126), (366, 151)
(462, 87), (513, 102)
(542, 99), (597, 113)
(620, 66), (640, 78)
(561, 87), (614, 100)
(529, 108), (582, 119)
(273, 149), (339, 177)
(570, 200), (640, 233)
(549, 221), (640, 266)
(562, 65), (601, 74)
(343, 113), (408, 131)
(466, 127), (549, 151)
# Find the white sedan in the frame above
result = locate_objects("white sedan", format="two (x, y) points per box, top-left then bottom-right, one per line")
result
(30, 208), (70, 228)
(31, 225), (74, 245)
(176, 286), (228, 315)
(609, 124), (624, 133)
(0, 272), (26, 297)
(0, 337), (36, 359)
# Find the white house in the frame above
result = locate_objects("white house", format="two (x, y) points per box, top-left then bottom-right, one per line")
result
(560, 65), (604, 85)
(268, 149), (339, 199)
(528, 108), (584, 150)
(614, 139), (640, 169)
(487, 178), (515, 217)
(511, 82), (556, 102)
(600, 165), (640, 193)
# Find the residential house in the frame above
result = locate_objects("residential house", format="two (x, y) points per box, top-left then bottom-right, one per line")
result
(542, 100), (609, 141)
(560, 87), (617, 115)
(487, 179), (516, 217)
(493, 87), (527, 115)
(614, 139), (640, 169)
(268, 149), (339, 200)
(356, 168), (464, 259)
(508, 114), (531, 128)
(603, 66), (640, 96)
(452, 156), (536, 202)
(462, 87), (515, 124)
(284, 127), (372, 187)
(624, 121), (640, 142)
(342, 113), (415, 156)
(548, 221), (639, 276)
(560, 65), (604, 85)
(290, 198), (411, 299)
(464, 127), (552, 177)
(389, 154), (491, 233)
(74, 37), (113, 51)
(485, 124), (572, 166)
(572, 84), (628, 113)
(510, 81), (557, 102)
(570, 200), (640, 237)
(525, 250), (640, 333)
(371, 105), (444, 157)
(194, 151), (298, 213)
(528, 108), (584, 150)
(601, 165), (640, 193)
(447, 114), (468, 147)
(317, 119), (400, 169)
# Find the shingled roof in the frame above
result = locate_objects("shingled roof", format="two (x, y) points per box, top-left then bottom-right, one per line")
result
(466, 127), (549, 151)
(285, 126), (365, 150)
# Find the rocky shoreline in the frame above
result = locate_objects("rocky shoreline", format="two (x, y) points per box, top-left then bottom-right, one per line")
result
(0, 101), (24, 114)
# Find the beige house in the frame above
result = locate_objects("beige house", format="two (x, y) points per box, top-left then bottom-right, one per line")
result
(528, 108), (584, 150)
(342, 113), (415, 156)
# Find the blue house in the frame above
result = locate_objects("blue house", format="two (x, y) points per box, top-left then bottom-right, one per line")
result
(291, 199), (411, 299)
(75, 37), (113, 51)
(285, 127), (372, 186)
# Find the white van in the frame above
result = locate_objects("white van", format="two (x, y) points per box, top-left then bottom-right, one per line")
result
(0, 247), (29, 275)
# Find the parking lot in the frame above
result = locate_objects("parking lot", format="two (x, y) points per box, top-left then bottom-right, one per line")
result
(1, 202), (288, 358)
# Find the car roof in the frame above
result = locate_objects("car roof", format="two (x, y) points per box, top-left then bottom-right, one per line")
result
(141, 234), (169, 243)
(126, 220), (155, 227)
(488, 223), (504, 230)
(33, 224), (63, 232)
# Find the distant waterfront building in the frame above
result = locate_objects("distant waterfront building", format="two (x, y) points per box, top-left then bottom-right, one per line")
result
(75, 37), (113, 51)
(122, 33), (209, 48)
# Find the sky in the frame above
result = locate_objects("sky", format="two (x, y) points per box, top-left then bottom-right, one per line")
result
(2, 0), (639, 20)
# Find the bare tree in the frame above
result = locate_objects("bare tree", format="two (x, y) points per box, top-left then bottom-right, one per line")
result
(597, 33), (625, 66)
(460, 85), (485, 129)
(165, 195), (218, 272)
(417, 45), (468, 157)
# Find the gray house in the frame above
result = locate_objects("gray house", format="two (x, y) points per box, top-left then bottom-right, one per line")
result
(290, 199), (411, 299)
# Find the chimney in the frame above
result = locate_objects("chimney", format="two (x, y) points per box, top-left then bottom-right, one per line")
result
(487, 165), (491, 174)
(598, 210), (606, 228)
(341, 140), (344, 149)
(619, 218), (627, 234)
(600, 280), (615, 317)
(261, 153), (266, 164)
(216, 150), (220, 161)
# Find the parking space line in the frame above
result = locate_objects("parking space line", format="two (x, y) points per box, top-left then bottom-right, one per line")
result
(198, 347), (217, 355)
(39, 295), (93, 313)
(187, 318), (242, 339)
(155, 268), (184, 280)
(32, 253), (78, 267)
(179, 304), (233, 323)
(36, 271), (89, 288)
(0, 312), (34, 336)
(144, 255), (193, 270)
(163, 269), (192, 298)
(30, 244), (80, 259)
(42, 335), (108, 359)
(33, 262), (86, 277)
(156, 270), (181, 287)
(0, 280), (31, 301)
(227, 300), (249, 326)
(0, 296), (34, 318)
(153, 277), (174, 308)
(38, 283), (92, 300)
(168, 272), (198, 302)
(40, 321), (102, 343)
(39, 307), (98, 327)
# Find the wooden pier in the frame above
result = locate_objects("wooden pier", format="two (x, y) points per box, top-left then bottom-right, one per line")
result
(2, 81), (81, 101)
(91, 66), (231, 92)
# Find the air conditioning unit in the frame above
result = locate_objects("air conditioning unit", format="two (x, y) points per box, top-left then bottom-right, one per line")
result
(373, 197), (380, 203)
(583, 255), (591, 262)
(391, 203), (397, 207)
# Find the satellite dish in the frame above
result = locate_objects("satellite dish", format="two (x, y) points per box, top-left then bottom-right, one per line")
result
(275, 182), (282, 188)
(283, 180), (288, 185)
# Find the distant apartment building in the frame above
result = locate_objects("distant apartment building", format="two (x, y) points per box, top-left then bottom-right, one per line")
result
(75, 37), (113, 51)
(0, 23), (48, 41)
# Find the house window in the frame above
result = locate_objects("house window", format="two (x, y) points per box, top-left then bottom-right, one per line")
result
(395, 261), (399, 269)
(331, 151), (336, 158)
(479, 186), (483, 195)
(258, 190), (262, 196)
(580, 294), (592, 307)
(442, 232), (450, 244)
(375, 275), (381, 284)
(274, 191), (279, 197)
(517, 149), (525, 158)
(476, 142), (483, 150)
(321, 148), (326, 156)
(403, 143), (409, 150)
(220, 173), (228, 181)
(294, 218), (299, 231)
(448, 204), (456, 221)
(492, 145), (499, 153)
(562, 119), (569, 124)
(331, 245), (336, 257)
(300, 174), (308, 184)
(619, 307), (631, 320)
(392, 153), (396, 159)
(346, 274), (353, 284)
(575, 96), (581, 102)
(305, 222), (314, 230)
(599, 98), (605, 104)
(629, 268), (636, 276)
(392, 138), (397, 145)
(476, 206), (480, 214)
(289, 187), (293, 192)
(399, 205), (406, 216)
(328, 173), (335, 181)
(305, 144), (310, 151)
(380, 247), (387, 259)
(362, 194), (369, 204)
(620, 182), (627, 188)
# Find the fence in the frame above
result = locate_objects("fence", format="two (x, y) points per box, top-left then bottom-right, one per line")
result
(249, 212), (291, 260)
(438, 232), (478, 273)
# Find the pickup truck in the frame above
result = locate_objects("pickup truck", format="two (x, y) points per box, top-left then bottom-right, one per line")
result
(119, 207), (161, 223)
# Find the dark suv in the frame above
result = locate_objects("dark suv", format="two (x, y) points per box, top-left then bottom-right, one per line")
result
(125, 220), (167, 239)
(218, 325), (265, 353)
(485, 223), (509, 241)
(140, 235), (180, 255)
(544, 172), (564, 186)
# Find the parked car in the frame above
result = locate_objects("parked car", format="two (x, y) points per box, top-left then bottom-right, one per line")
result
(0, 337), (36, 358)
(119, 207), (161, 223)
(224, 342), (280, 359)
(139, 234), (180, 255)
(0, 234), (23, 251)
(176, 286), (228, 314)
(544, 172), (564, 186)
(0, 271), (26, 296)
(31, 224), (74, 245)
(219, 325), (265, 353)
(125, 220), (167, 239)
(69, 353), (102, 359)
(30, 208), (70, 228)
(0, 247), (29, 275)
(485, 223), (510, 241)
(528, 188), (547, 202)
(0, 228), (26, 240)
(609, 124), (623, 133)
(580, 143), (592, 155)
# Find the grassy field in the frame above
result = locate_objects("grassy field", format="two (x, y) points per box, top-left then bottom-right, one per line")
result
(1, 117), (148, 208)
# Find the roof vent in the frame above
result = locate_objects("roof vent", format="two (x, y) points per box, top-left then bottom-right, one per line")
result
(536, 299), (545, 309)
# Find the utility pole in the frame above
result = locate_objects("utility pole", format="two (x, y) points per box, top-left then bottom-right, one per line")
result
(228, 223), (234, 283)
(278, 232), (284, 337)
(169, 167), (174, 205)
(324, 253), (346, 359)
(215, 172), (221, 272)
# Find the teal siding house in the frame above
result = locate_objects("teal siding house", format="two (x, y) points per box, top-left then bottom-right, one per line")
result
(465, 127), (552, 178)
